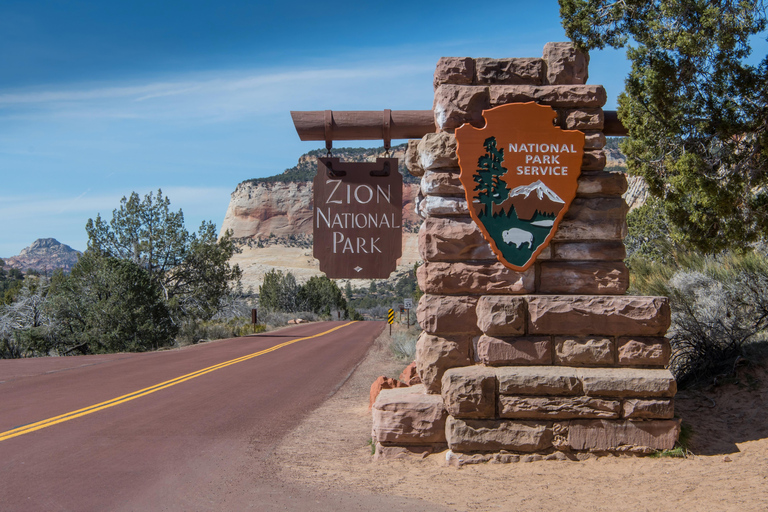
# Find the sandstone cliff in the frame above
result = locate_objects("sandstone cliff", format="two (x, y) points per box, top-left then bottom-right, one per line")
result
(3, 238), (81, 273)
(221, 181), (314, 240)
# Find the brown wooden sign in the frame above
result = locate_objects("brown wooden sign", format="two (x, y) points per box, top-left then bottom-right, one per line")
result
(313, 157), (402, 278)
(456, 102), (584, 271)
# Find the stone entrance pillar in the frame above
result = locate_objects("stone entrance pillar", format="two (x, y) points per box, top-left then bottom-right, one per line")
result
(372, 43), (680, 462)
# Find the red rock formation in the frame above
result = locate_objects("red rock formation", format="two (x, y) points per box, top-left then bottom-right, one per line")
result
(398, 362), (422, 386)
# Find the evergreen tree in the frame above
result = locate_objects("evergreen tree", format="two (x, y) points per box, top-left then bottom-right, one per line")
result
(560, 0), (768, 252)
(298, 276), (348, 317)
(46, 252), (177, 355)
(474, 137), (510, 215)
(86, 189), (242, 321)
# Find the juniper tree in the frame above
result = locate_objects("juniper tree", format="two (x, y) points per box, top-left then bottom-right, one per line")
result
(560, 0), (768, 252)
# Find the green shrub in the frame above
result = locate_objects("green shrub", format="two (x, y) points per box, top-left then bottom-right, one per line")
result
(175, 317), (265, 346)
(390, 327), (419, 361)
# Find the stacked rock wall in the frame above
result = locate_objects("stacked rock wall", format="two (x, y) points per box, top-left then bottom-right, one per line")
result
(371, 43), (680, 461)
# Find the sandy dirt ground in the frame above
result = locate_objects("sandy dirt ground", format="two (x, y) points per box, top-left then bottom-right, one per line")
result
(273, 328), (768, 511)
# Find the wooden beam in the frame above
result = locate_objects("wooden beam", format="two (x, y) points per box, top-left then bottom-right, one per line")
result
(290, 109), (627, 141)
(290, 110), (436, 142)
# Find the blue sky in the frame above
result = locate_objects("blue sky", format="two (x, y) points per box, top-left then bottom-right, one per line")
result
(0, 0), (635, 257)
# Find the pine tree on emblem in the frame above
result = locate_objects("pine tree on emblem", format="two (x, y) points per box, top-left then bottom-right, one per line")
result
(474, 137), (510, 216)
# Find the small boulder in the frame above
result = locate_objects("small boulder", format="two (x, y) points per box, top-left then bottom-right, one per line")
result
(369, 376), (408, 410)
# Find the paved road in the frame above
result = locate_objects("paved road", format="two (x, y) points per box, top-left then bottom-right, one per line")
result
(0, 321), (447, 511)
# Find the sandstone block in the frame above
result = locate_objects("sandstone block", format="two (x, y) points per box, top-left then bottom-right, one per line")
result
(434, 84), (490, 131)
(476, 296), (527, 335)
(415, 333), (472, 394)
(441, 366), (497, 418)
(496, 366), (582, 396)
(577, 171), (628, 196)
(418, 261), (534, 295)
(543, 42), (589, 85)
(489, 85), (606, 108)
(434, 57), (475, 88)
(554, 337), (614, 366)
(552, 242), (626, 261)
(421, 170), (464, 197)
(554, 197), (628, 241)
(566, 197), (628, 222)
(579, 368), (677, 397)
(497, 366), (582, 396)
(475, 57), (544, 85)
(417, 294), (480, 335)
(417, 132), (458, 170)
(405, 139), (424, 177)
(420, 196), (468, 216)
(564, 108), (603, 130)
(582, 149), (606, 171)
(553, 217), (627, 241)
(583, 131), (606, 150)
(476, 335), (552, 366)
(370, 376), (408, 410)
(538, 261), (629, 295)
(399, 361), (422, 386)
(617, 337), (671, 366)
(527, 295), (671, 336)
(419, 217), (495, 262)
(446, 417), (553, 452)
(621, 399), (675, 419)
(372, 385), (447, 444)
(566, 419), (681, 451)
(499, 396), (620, 419)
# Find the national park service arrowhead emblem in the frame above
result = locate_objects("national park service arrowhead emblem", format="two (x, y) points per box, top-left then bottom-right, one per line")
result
(456, 103), (584, 271)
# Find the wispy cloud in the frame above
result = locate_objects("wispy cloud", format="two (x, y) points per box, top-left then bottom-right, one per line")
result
(0, 61), (434, 124)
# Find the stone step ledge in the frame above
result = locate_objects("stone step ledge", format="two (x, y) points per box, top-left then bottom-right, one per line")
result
(371, 384), (447, 445)
(446, 416), (680, 453)
(499, 396), (674, 420)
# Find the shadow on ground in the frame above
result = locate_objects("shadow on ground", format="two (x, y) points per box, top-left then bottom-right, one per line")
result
(675, 359), (768, 455)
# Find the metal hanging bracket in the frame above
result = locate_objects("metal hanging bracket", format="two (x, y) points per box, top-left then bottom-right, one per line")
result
(324, 109), (333, 156)
(382, 109), (392, 156)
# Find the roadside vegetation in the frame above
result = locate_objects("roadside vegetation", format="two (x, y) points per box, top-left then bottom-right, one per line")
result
(626, 198), (768, 389)
(0, 190), (248, 358)
(562, 0), (768, 390)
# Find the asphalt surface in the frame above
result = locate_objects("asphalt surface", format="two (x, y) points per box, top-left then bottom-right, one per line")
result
(0, 320), (447, 511)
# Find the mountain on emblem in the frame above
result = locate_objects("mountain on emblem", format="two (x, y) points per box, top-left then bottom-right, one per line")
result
(456, 103), (585, 271)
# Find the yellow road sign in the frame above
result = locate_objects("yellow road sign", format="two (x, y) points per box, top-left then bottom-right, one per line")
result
(387, 309), (395, 324)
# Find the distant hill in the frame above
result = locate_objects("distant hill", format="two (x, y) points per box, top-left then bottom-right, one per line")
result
(3, 238), (81, 274)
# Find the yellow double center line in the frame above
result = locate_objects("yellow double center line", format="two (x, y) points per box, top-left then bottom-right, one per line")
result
(0, 321), (356, 443)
